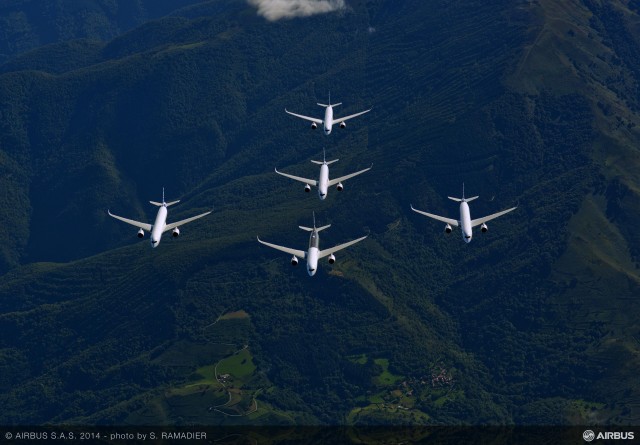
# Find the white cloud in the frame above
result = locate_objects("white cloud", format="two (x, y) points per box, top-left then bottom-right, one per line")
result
(247, 0), (346, 21)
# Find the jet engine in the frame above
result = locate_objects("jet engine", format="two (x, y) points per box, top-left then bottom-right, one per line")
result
(172, 227), (180, 237)
(137, 228), (144, 238)
(311, 122), (318, 130)
(291, 255), (299, 266)
(444, 224), (452, 234)
(336, 182), (344, 192)
(328, 254), (336, 264)
(305, 184), (311, 193)
(481, 223), (488, 233)
(340, 121), (346, 129)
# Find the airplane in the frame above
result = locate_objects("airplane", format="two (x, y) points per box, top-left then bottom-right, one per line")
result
(275, 150), (372, 200)
(257, 213), (367, 276)
(285, 94), (371, 135)
(108, 188), (212, 248)
(410, 185), (516, 243)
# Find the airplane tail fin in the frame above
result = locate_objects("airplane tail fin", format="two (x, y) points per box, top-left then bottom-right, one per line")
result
(300, 211), (330, 232)
(150, 189), (180, 207)
(448, 183), (478, 202)
(311, 147), (338, 165)
(318, 91), (341, 107)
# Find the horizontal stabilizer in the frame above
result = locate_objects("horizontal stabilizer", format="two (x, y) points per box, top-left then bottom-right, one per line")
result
(150, 200), (180, 207)
(317, 102), (341, 108)
(311, 159), (339, 165)
(447, 196), (478, 202)
(299, 224), (331, 232)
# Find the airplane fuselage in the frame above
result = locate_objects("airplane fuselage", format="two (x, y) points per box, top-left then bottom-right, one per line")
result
(318, 164), (330, 199)
(307, 230), (321, 276)
(459, 201), (473, 243)
(324, 106), (333, 135)
(151, 206), (168, 248)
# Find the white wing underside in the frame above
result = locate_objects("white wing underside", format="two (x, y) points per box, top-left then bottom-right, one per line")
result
(328, 165), (372, 187)
(332, 109), (371, 124)
(318, 235), (367, 259)
(470, 207), (517, 227)
(108, 211), (153, 232)
(410, 206), (459, 226)
(285, 109), (323, 124)
(275, 169), (317, 186)
(257, 237), (306, 259)
(163, 211), (212, 233)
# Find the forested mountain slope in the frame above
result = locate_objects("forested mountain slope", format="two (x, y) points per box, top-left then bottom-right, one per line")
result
(0, 0), (639, 425)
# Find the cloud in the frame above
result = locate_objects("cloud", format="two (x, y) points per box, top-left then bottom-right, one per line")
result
(247, 0), (346, 21)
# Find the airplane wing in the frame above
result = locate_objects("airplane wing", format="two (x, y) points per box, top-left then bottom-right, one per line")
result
(108, 210), (152, 232)
(257, 237), (306, 258)
(275, 168), (317, 186)
(163, 210), (212, 232)
(285, 109), (323, 124)
(332, 108), (372, 125)
(328, 164), (372, 187)
(470, 207), (517, 227)
(410, 205), (459, 226)
(318, 235), (367, 259)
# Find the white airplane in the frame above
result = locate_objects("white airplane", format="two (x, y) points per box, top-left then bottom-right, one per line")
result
(257, 214), (367, 276)
(411, 185), (516, 243)
(108, 189), (212, 248)
(275, 151), (372, 200)
(285, 95), (371, 135)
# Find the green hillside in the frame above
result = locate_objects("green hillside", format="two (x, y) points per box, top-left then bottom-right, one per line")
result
(0, 0), (639, 425)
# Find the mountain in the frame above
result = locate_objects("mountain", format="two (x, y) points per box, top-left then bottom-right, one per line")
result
(0, 0), (209, 64)
(0, 0), (639, 426)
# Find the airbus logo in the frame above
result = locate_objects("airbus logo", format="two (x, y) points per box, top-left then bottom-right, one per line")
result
(583, 430), (635, 441)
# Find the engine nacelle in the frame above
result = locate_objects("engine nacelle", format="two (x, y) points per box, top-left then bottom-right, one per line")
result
(444, 224), (452, 234)
(336, 182), (344, 192)
(305, 184), (311, 193)
(172, 227), (180, 237)
(291, 255), (299, 266)
(481, 223), (488, 233)
(311, 122), (317, 130)
(340, 121), (346, 129)
(137, 228), (145, 238)
(328, 254), (336, 264)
